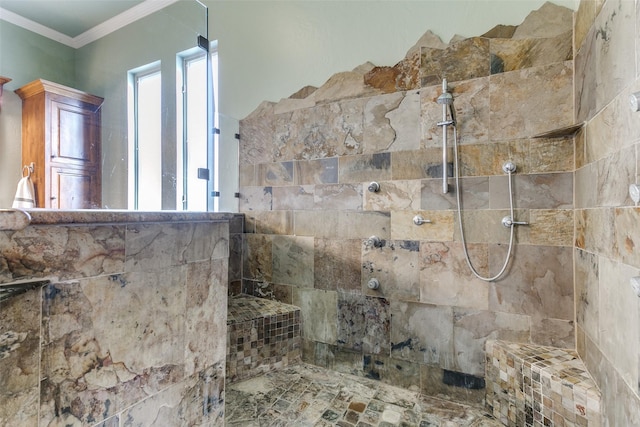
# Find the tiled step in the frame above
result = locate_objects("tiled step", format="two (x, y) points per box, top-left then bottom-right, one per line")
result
(485, 340), (601, 427)
(226, 294), (301, 383)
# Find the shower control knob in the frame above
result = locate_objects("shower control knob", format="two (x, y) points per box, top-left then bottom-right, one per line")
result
(367, 278), (380, 290)
(368, 182), (380, 193)
(413, 215), (431, 226)
(501, 216), (528, 228)
(502, 161), (516, 174)
(367, 236), (382, 248)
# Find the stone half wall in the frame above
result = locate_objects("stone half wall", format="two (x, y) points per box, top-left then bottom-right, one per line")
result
(237, 2), (575, 405)
(0, 212), (232, 426)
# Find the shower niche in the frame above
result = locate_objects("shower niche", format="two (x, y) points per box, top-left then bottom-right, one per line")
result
(16, 79), (104, 209)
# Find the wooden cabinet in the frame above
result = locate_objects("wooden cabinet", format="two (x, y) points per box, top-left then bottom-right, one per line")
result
(16, 79), (104, 209)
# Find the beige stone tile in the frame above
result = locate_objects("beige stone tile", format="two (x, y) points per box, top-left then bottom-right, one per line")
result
(489, 61), (573, 141)
(314, 183), (363, 211)
(575, 248), (599, 342)
(490, 31), (572, 73)
(489, 245), (573, 320)
(242, 233), (273, 282)
(421, 177), (490, 211)
(528, 209), (574, 246)
(452, 209), (514, 245)
(512, 2), (574, 39)
(456, 142), (511, 177)
(295, 211), (391, 240)
(239, 163), (256, 187)
(295, 158), (339, 185)
(339, 152), (392, 183)
(598, 257), (639, 392)
(364, 92), (420, 153)
(390, 300), (454, 367)
(249, 210), (293, 235)
(490, 173), (573, 210)
(239, 106), (276, 165)
(529, 137), (574, 173)
(419, 241), (489, 310)
(575, 0), (596, 54)
(293, 288), (338, 344)
(596, 146), (636, 207)
(421, 37), (490, 87)
(314, 238), (361, 292)
(391, 148), (449, 180)
(272, 185), (314, 210)
(390, 210), (455, 241)
(530, 317), (575, 348)
(364, 179), (421, 211)
(575, 23), (597, 123)
(575, 163), (597, 209)
(257, 161), (294, 186)
(362, 240), (420, 301)
(614, 207), (640, 269)
(453, 309), (531, 376)
(272, 235), (314, 287)
(575, 128), (586, 170)
(238, 186), (273, 212)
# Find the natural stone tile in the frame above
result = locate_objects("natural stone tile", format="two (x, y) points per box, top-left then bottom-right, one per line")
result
(391, 148), (448, 180)
(513, 2), (573, 39)
(239, 163), (256, 187)
(274, 99), (366, 161)
(490, 173), (573, 210)
(390, 210), (455, 241)
(575, 23), (597, 123)
(575, 163), (597, 209)
(489, 31), (572, 73)
(588, 80), (640, 164)
(614, 207), (640, 268)
(242, 233), (273, 282)
(362, 239), (420, 301)
(575, 127), (586, 170)
(247, 210), (293, 235)
(456, 142), (512, 177)
(272, 235), (314, 287)
(419, 241), (489, 310)
(598, 257), (639, 391)
(239, 102), (276, 165)
(489, 245), (573, 320)
(257, 161), (294, 186)
(452, 209), (514, 245)
(528, 137), (574, 173)
(314, 239), (361, 292)
(295, 158), (339, 185)
(0, 290), (40, 426)
(419, 364), (484, 406)
(125, 222), (228, 272)
(363, 91), (420, 153)
(337, 293), (390, 354)
(295, 211), (390, 239)
(293, 288), (338, 344)
(575, 208), (615, 258)
(596, 145), (636, 208)
(120, 364), (224, 427)
(0, 225), (125, 283)
(390, 300), (454, 367)
(489, 61), (573, 141)
(364, 51), (421, 93)
(363, 355), (421, 391)
(453, 309), (530, 376)
(421, 37), (490, 87)
(314, 183), (363, 211)
(530, 317), (575, 348)
(272, 185), (314, 210)
(185, 259), (228, 376)
(574, 249), (600, 341)
(591, 0), (636, 113)
(421, 177), (490, 211)
(229, 233), (242, 282)
(239, 186), (273, 212)
(339, 152), (392, 183)
(307, 68), (381, 105)
(364, 180), (421, 211)
(528, 209), (574, 246)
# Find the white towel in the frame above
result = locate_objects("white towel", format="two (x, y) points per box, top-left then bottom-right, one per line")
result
(12, 176), (36, 208)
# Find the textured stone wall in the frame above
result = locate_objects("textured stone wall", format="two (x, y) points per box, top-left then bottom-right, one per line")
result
(237, 2), (575, 405)
(0, 214), (230, 426)
(574, 0), (640, 424)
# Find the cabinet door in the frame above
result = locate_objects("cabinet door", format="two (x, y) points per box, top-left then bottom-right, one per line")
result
(50, 166), (100, 209)
(49, 99), (100, 167)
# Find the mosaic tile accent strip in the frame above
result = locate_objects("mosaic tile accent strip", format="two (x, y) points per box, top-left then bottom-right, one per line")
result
(485, 340), (601, 427)
(227, 294), (301, 383)
(226, 363), (502, 426)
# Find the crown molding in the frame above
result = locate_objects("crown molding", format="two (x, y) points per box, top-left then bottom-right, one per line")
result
(0, 0), (181, 49)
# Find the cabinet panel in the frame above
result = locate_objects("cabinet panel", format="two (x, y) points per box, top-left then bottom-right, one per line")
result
(50, 166), (100, 209)
(53, 102), (98, 164)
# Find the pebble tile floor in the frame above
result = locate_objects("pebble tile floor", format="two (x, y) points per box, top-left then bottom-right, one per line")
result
(225, 363), (502, 426)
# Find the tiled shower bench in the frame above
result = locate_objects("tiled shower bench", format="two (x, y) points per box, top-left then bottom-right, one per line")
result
(485, 340), (602, 427)
(226, 294), (301, 383)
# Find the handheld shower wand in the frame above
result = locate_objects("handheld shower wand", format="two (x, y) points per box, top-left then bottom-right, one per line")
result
(437, 79), (455, 193)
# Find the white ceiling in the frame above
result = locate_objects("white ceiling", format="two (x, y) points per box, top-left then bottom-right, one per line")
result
(0, 0), (179, 48)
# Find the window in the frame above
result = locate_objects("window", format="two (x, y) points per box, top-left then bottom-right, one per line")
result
(128, 63), (162, 210)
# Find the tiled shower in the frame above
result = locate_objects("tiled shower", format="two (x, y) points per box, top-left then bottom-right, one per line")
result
(235, 0), (640, 425)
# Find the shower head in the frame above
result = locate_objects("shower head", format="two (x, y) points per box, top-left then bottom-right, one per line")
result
(437, 92), (454, 105)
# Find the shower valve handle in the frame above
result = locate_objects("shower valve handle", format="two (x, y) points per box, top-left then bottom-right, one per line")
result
(501, 216), (528, 228)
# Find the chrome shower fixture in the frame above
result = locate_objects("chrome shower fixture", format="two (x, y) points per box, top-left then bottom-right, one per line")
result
(437, 78), (456, 193)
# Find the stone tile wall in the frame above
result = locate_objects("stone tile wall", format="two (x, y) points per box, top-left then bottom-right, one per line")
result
(0, 214), (230, 426)
(485, 340), (601, 427)
(237, 3), (576, 406)
(573, 0), (640, 425)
